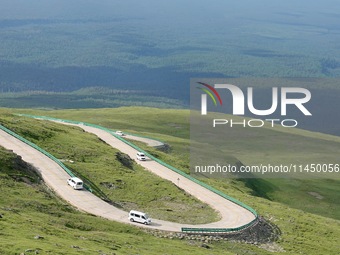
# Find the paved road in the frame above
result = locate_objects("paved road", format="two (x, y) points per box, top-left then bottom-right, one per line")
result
(0, 121), (255, 232)
(123, 133), (164, 148)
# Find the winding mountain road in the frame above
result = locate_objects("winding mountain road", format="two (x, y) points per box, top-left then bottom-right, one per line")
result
(0, 119), (256, 232)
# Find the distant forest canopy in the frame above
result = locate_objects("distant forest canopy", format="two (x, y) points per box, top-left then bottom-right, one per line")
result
(0, 0), (340, 103)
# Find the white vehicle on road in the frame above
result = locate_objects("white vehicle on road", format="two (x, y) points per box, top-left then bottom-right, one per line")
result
(115, 130), (125, 136)
(67, 177), (83, 190)
(136, 152), (146, 161)
(129, 210), (151, 225)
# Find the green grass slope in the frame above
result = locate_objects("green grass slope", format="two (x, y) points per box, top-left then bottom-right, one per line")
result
(1, 146), (260, 255)
(17, 107), (340, 220)
(0, 107), (340, 254)
(0, 111), (219, 224)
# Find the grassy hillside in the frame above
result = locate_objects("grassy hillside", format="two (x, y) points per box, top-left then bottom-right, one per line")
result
(1, 107), (340, 254)
(0, 111), (218, 224)
(0, 146), (262, 255)
(16, 107), (340, 220)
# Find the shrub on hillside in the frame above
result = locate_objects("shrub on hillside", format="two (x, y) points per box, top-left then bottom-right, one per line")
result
(115, 152), (134, 169)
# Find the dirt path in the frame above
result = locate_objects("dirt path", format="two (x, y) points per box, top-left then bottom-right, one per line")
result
(0, 122), (256, 232)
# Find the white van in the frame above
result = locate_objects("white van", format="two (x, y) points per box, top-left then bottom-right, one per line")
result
(136, 152), (146, 161)
(115, 130), (125, 136)
(67, 177), (83, 190)
(128, 210), (151, 225)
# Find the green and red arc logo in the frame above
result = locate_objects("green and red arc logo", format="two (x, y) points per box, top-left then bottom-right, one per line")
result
(196, 82), (223, 106)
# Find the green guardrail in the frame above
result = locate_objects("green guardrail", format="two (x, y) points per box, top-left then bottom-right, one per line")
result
(181, 218), (258, 233)
(16, 114), (258, 233)
(0, 123), (92, 192)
